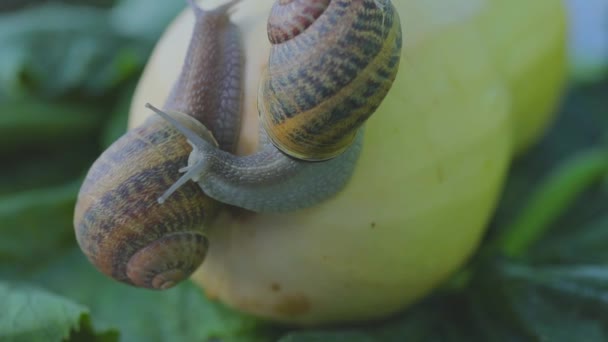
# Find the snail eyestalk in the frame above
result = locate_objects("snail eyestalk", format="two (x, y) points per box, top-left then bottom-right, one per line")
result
(145, 103), (213, 204)
(145, 103), (211, 150)
(156, 159), (208, 204)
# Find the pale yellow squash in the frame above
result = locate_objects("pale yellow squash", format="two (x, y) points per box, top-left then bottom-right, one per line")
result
(129, 0), (566, 325)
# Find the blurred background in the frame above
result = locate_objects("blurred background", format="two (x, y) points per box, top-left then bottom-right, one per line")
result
(0, 0), (607, 341)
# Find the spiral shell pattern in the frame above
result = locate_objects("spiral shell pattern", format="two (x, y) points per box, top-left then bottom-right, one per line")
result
(259, 0), (403, 161)
(73, 0), (242, 290)
(73, 113), (218, 289)
(267, 0), (331, 44)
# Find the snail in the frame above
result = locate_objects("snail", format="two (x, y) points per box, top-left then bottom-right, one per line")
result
(73, 0), (402, 290)
(73, 0), (243, 290)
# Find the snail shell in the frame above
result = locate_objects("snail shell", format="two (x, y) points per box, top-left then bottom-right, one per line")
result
(259, 0), (402, 161)
(73, 0), (242, 290)
(73, 112), (219, 290)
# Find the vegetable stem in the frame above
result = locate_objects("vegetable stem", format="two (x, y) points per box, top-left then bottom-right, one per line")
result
(499, 148), (608, 258)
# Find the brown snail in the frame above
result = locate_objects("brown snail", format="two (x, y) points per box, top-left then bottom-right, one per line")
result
(74, 0), (402, 290)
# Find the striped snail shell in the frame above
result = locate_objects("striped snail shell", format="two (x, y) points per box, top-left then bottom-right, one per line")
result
(73, 1), (242, 290)
(73, 113), (220, 289)
(260, 0), (403, 160)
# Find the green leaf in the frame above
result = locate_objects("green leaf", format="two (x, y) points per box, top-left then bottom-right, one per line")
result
(0, 99), (104, 153)
(0, 1), (186, 100)
(0, 3), (147, 98)
(469, 260), (608, 342)
(109, 0), (185, 43)
(0, 1), (117, 13)
(101, 82), (136, 148)
(531, 214), (608, 263)
(27, 249), (274, 342)
(0, 147), (96, 196)
(0, 281), (117, 342)
(490, 84), (608, 235)
(503, 263), (608, 307)
(0, 182), (79, 268)
(280, 331), (375, 342)
(498, 148), (608, 257)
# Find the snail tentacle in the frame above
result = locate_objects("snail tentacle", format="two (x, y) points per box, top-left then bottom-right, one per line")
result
(146, 103), (212, 150)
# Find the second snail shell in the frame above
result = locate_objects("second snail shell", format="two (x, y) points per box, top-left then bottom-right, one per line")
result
(260, 0), (402, 160)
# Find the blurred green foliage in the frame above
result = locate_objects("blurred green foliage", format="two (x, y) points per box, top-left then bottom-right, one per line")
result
(0, 1), (608, 341)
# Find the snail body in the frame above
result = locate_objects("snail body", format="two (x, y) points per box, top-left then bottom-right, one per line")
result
(74, 1), (242, 290)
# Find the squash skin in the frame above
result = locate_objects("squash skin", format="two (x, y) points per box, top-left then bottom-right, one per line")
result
(129, 0), (566, 325)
